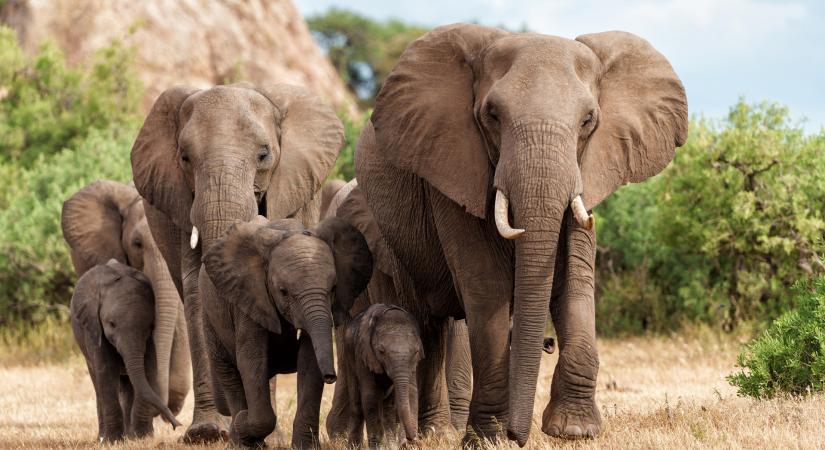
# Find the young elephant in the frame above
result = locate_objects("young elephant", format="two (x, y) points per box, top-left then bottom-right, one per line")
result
(71, 260), (181, 442)
(345, 304), (424, 448)
(202, 216), (372, 448)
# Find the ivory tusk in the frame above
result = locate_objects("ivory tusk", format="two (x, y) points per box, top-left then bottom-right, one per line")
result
(296, 329), (303, 341)
(571, 195), (595, 230)
(494, 190), (525, 240)
(190, 226), (199, 249)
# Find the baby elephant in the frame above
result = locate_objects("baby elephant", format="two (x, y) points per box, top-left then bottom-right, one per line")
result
(71, 259), (180, 442)
(345, 304), (424, 448)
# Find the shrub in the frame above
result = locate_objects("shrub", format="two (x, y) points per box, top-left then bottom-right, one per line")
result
(728, 276), (825, 398)
(0, 123), (138, 325)
(327, 109), (369, 182)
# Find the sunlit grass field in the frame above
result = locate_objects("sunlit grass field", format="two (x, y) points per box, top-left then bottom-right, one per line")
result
(2, 326), (823, 449)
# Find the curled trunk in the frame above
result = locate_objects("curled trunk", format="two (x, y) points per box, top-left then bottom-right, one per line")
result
(124, 348), (181, 428)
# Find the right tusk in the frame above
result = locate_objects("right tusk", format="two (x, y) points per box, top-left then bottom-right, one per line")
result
(571, 195), (595, 230)
(296, 329), (303, 341)
(190, 226), (199, 249)
(494, 190), (525, 240)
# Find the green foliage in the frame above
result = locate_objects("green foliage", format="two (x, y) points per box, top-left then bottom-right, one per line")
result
(728, 276), (825, 398)
(327, 109), (370, 182)
(0, 26), (141, 167)
(595, 100), (825, 335)
(307, 8), (427, 106)
(0, 26), (142, 325)
(0, 124), (137, 324)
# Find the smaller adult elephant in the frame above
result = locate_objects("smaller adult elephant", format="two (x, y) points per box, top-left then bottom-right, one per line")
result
(62, 180), (190, 414)
(202, 217), (373, 448)
(71, 259), (181, 441)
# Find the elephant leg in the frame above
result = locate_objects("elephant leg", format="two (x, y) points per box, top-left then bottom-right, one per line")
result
(293, 337), (325, 449)
(95, 364), (126, 442)
(118, 376), (134, 435)
(446, 318), (472, 432)
(357, 372), (384, 449)
(345, 358), (365, 446)
(181, 241), (227, 443)
(430, 188), (513, 442)
(230, 318), (274, 448)
(542, 214), (601, 438)
(416, 318), (451, 434)
(204, 317), (246, 417)
(326, 324), (351, 440)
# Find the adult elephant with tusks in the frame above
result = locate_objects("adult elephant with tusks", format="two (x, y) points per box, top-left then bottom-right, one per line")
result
(356, 24), (687, 446)
(130, 82), (343, 443)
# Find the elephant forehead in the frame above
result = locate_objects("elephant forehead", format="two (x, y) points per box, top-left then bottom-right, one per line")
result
(270, 236), (335, 273)
(180, 87), (277, 140)
(482, 34), (601, 84)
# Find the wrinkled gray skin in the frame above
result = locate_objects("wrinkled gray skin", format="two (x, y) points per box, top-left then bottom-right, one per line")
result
(130, 83), (343, 443)
(62, 180), (190, 417)
(322, 180), (473, 437)
(344, 304), (424, 448)
(202, 217), (372, 448)
(71, 260), (182, 442)
(357, 24), (688, 446)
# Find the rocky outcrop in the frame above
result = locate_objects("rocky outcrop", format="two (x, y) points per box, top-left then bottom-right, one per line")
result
(1, 0), (357, 116)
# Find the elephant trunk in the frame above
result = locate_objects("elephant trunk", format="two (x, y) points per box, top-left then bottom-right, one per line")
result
(298, 292), (337, 384)
(191, 162), (258, 252)
(123, 345), (182, 428)
(143, 250), (180, 407)
(390, 367), (417, 442)
(500, 124), (577, 446)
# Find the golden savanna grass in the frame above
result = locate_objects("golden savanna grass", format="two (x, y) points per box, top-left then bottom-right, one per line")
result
(2, 328), (824, 449)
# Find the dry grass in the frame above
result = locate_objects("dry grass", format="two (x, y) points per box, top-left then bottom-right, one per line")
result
(2, 329), (823, 449)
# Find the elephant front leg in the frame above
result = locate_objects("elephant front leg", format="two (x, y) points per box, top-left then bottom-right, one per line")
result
(93, 364), (126, 442)
(181, 241), (228, 443)
(293, 337), (325, 449)
(542, 215), (601, 438)
(231, 320), (275, 448)
(446, 318), (472, 432)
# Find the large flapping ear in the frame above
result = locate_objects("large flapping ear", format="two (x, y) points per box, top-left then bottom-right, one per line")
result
(202, 221), (287, 333)
(131, 86), (199, 230)
(334, 182), (395, 276)
(71, 267), (104, 347)
(371, 23), (507, 219)
(253, 84), (344, 220)
(62, 180), (140, 276)
(576, 31), (688, 209)
(311, 217), (373, 325)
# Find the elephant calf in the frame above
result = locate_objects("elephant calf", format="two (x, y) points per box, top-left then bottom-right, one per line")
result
(202, 216), (372, 448)
(71, 260), (181, 442)
(343, 304), (424, 448)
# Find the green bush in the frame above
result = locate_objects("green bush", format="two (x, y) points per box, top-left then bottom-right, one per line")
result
(0, 123), (137, 324)
(327, 109), (369, 182)
(595, 100), (825, 335)
(0, 26), (142, 325)
(0, 26), (141, 167)
(728, 276), (825, 398)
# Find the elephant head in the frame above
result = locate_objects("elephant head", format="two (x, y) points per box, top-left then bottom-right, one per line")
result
(71, 259), (181, 429)
(370, 24), (687, 444)
(130, 83), (344, 254)
(349, 304), (424, 442)
(62, 180), (182, 407)
(203, 216), (373, 383)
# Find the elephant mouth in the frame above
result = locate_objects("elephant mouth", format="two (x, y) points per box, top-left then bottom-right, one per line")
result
(256, 191), (267, 216)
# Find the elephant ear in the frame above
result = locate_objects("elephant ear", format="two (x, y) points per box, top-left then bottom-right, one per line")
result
(131, 86), (199, 230)
(349, 306), (385, 374)
(335, 182), (395, 277)
(311, 217), (374, 326)
(372, 23), (507, 219)
(71, 266), (105, 347)
(254, 84), (344, 221)
(62, 180), (140, 276)
(203, 221), (287, 333)
(576, 31), (688, 209)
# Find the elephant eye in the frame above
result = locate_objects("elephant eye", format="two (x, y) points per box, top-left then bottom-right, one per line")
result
(132, 239), (142, 249)
(279, 287), (288, 297)
(582, 112), (594, 128)
(258, 145), (270, 163)
(487, 104), (499, 122)
(180, 152), (190, 164)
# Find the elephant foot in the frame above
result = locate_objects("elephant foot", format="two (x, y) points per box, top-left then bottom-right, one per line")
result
(460, 419), (506, 449)
(541, 397), (601, 439)
(180, 415), (228, 444)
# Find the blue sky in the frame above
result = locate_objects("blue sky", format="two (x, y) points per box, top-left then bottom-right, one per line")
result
(296, 0), (825, 132)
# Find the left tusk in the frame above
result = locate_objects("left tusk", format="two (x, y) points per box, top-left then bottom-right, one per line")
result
(296, 329), (303, 341)
(190, 226), (199, 249)
(571, 195), (594, 230)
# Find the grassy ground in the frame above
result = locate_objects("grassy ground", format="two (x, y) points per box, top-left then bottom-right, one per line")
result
(1, 328), (822, 449)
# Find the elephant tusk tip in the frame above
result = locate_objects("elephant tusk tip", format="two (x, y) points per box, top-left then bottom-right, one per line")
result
(296, 329), (303, 341)
(189, 226), (199, 249)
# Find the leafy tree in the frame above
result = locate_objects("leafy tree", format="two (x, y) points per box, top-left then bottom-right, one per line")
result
(307, 8), (427, 106)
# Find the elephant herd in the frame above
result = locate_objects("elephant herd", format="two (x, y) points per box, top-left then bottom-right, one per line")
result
(61, 23), (687, 448)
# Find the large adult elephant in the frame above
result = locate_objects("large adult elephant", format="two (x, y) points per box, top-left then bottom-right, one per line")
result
(130, 83), (343, 442)
(355, 24), (687, 446)
(62, 180), (190, 416)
